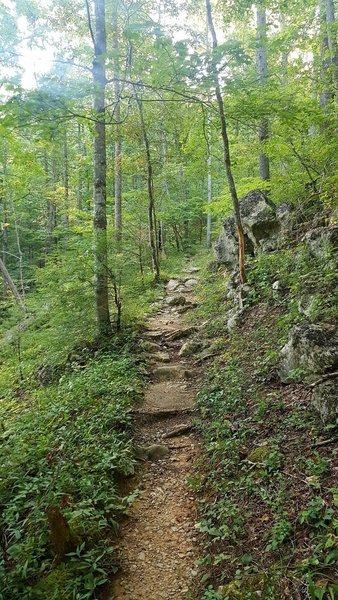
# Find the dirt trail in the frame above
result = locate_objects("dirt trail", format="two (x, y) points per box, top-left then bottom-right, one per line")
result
(110, 267), (201, 600)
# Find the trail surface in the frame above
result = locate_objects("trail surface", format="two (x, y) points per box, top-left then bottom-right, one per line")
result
(110, 267), (201, 600)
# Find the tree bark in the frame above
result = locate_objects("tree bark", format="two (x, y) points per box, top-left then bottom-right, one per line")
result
(1, 158), (8, 293)
(325, 0), (338, 104)
(320, 0), (333, 109)
(135, 93), (160, 282)
(206, 114), (212, 249)
(113, 1), (122, 249)
(256, 4), (270, 181)
(44, 149), (57, 255)
(205, 0), (246, 283)
(62, 129), (69, 228)
(0, 257), (26, 314)
(90, 0), (112, 337)
(279, 11), (288, 85)
(77, 122), (83, 211)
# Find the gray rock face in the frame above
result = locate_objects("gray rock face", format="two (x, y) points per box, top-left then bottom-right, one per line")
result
(178, 339), (203, 357)
(279, 322), (338, 383)
(166, 295), (186, 307)
(312, 380), (338, 423)
(36, 364), (62, 386)
(184, 278), (199, 289)
(226, 307), (244, 331)
(166, 279), (180, 292)
(304, 226), (338, 260)
(214, 189), (281, 267)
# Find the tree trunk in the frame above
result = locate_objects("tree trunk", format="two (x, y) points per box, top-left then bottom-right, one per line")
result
(205, 0), (246, 284)
(91, 0), (112, 337)
(325, 0), (338, 104)
(1, 158), (8, 293)
(160, 103), (169, 257)
(279, 11), (288, 85)
(172, 224), (181, 251)
(256, 4), (270, 181)
(135, 93), (160, 282)
(113, 1), (122, 249)
(77, 122), (83, 211)
(0, 257), (26, 314)
(44, 149), (57, 255)
(62, 129), (69, 228)
(13, 209), (25, 296)
(206, 114), (212, 249)
(320, 0), (333, 109)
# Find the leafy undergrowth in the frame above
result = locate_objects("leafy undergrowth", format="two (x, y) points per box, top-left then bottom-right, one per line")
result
(0, 250), (188, 600)
(0, 346), (145, 600)
(191, 253), (338, 600)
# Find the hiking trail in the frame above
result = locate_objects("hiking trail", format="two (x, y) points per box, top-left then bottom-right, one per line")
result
(110, 265), (201, 600)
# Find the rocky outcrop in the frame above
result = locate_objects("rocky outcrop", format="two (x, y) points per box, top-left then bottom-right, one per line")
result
(214, 189), (283, 268)
(312, 379), (338, 423)
(279, 322), (338, 383)
(36, 364), (63, 386)
(178, 339), (203, 357)
(304, 226), (338, 260)
(166, 295), (186, 306)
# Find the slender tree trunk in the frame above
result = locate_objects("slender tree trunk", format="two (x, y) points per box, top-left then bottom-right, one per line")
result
(77, 123), (83, 211)
(256, 4), (270, 181)
(320, 0), (333, 109)
(279, 11), (288, 85)
(90, 0), (112, 337)
(206, 114), (212, 249)
(113, 1), (122, 249)
(325, 0), (338, 104)
(44, 149), (57, 255)
(13, 208), (25, 296)
(205, 0), (246, 284)
(160, 103), (169, 256)
(172, 224), (181, 251)
(0, 258), (26, 314)
(62, 129), (69, 228)
(135, 93), (160, 282)
(1, 158), (8, 293)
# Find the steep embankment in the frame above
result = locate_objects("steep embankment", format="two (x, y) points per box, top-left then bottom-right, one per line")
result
(184, 211), (338, 599)
(110, 266), (202, 600)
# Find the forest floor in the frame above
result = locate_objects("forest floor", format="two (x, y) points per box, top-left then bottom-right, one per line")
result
(109, 265), (201, 600)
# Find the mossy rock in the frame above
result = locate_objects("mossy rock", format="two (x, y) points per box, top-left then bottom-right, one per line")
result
(31, 565), (71, 599)
(247, 445), (270, 464)
(140, 340), (161, 352)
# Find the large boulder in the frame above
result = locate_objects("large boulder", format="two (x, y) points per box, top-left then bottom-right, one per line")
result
(214, 190), (281, 267)
(279, 322), (338, 383)
(303, 226), (338, 261)
(312, 379), (338, 423)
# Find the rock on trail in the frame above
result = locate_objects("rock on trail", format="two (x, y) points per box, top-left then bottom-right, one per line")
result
(110, 270), (200, 600)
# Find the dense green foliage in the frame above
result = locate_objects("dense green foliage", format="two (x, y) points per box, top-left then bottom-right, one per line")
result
(189, 245), (338, 600)
(0, 0), (337, 597)
(0, 349), (142, 599)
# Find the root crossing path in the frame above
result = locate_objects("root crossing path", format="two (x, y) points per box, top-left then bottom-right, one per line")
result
(110, 268), (202, 600)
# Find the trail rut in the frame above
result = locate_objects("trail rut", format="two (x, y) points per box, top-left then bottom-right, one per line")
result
(110, 269), (201, 600)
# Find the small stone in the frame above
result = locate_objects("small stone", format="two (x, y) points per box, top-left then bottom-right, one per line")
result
(138, 552), (146, 561)
(166, 295), (187, 306)
(150, 351), (171, 363)
(184, 278), (199, 288)
(166, 279), (181, 292)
